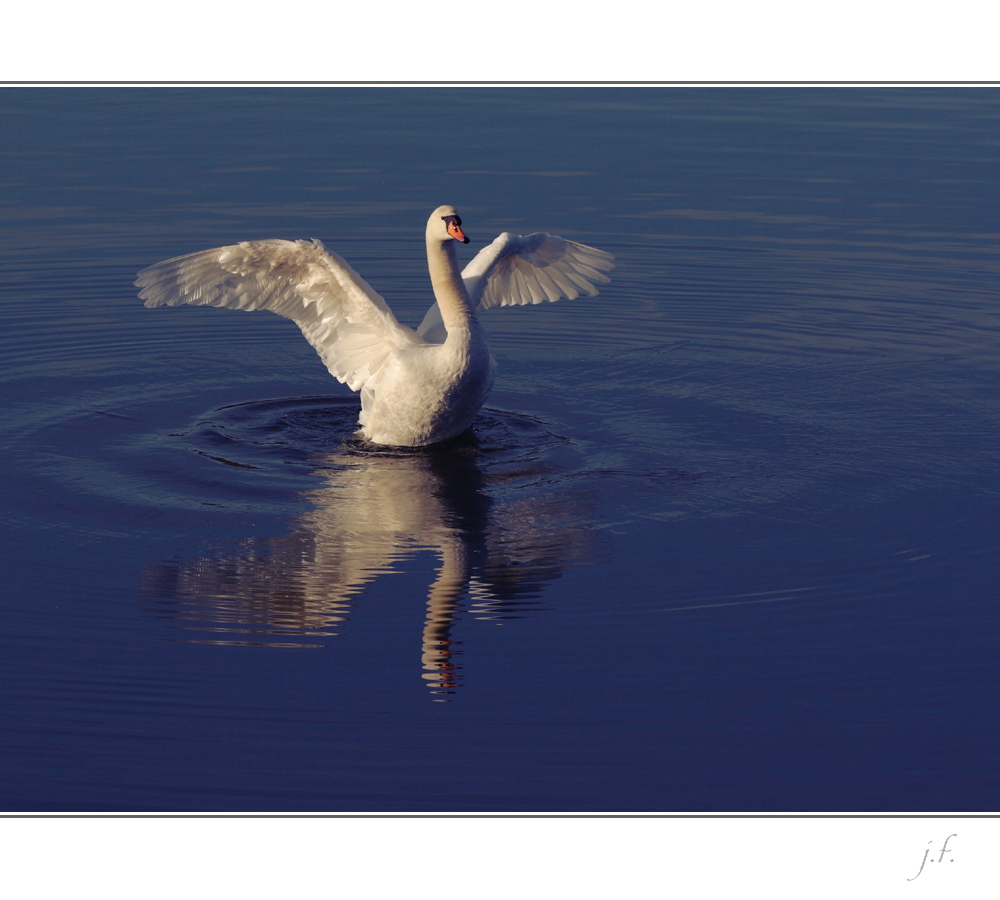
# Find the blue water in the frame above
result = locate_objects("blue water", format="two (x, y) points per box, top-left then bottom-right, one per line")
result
(1, 88), (998, 811)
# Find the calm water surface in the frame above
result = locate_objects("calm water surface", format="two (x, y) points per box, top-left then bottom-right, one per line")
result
(1, 89), (998, 810)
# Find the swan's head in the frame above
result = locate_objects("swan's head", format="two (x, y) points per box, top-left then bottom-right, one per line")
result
(428, 205), (470, 244)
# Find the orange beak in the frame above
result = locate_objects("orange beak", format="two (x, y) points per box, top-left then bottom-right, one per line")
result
(447, 220), (470, 244)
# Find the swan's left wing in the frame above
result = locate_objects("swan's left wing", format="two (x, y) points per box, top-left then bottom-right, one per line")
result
(416, 232), (614, 342)
(136, 239), (424, 392)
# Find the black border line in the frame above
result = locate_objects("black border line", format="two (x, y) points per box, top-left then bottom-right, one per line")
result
(2, 813), (997, 818)
(2, 80), (1000, 86)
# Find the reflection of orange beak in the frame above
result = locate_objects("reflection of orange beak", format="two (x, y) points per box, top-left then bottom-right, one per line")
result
(447, 221), (470, 244)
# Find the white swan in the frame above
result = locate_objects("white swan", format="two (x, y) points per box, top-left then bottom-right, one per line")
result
(135, 206), (614, 446)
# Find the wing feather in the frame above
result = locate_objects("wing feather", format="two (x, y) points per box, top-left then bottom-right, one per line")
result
(417, 232), (614, 342)
(469, 232), (614, 312)
(415, 231), (614, 340)
(136, 239), (423, 392)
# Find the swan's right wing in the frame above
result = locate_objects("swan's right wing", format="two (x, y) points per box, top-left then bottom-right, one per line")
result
(415, 232), (614, 342)
(136, 239), (424, 392)
(465, 232), (615, 311)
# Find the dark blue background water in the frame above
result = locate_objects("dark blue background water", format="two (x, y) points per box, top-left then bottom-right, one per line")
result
(1, 89), (998, 811)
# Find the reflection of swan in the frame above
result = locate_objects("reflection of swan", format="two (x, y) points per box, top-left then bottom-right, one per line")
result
(135, 206), (614, 447)
(141, 442), (603, 698)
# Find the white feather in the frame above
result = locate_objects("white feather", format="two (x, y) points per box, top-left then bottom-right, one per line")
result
(417, 231), (614, 341)
(136, 238), (421, 394)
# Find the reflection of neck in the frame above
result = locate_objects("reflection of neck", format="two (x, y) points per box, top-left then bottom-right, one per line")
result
(427, 236), (474, 337)
(421, 540), (469, 697)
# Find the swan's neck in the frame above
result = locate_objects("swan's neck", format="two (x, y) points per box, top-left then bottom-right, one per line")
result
(427, 237), (475, 336)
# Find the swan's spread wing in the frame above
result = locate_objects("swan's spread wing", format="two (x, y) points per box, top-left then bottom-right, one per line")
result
(415, 232), (614, 342)
(136, 239), (422, 391)
(465, 232), (614, 311)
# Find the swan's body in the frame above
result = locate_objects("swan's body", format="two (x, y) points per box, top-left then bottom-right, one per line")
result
(136, 206), (614, 446)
